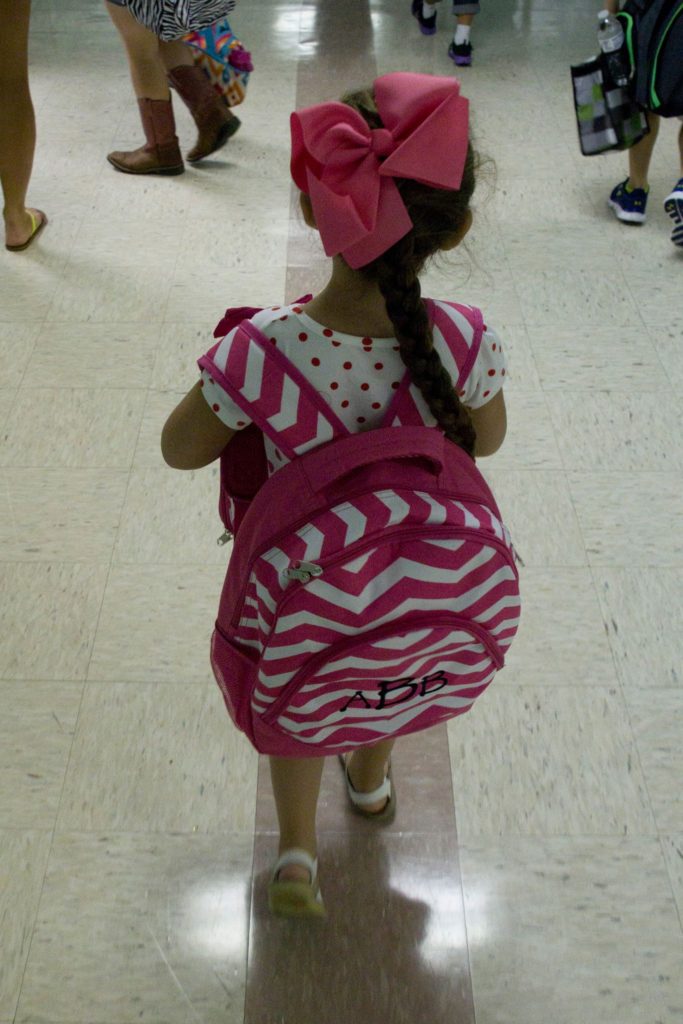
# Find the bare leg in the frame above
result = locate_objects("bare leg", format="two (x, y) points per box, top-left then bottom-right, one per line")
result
(0, 0), (43, 248)
(628, 111), (661, 189)
(347, 737), (396, 811)
(269, 755), (325, 882)
(457, 13), (475, 27)
(105, 0), (169, 100)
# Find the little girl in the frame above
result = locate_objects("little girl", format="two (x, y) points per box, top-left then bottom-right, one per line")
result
(162, 72), (508, 917)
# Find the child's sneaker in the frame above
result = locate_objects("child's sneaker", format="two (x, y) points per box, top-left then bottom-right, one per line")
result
(411, 0), (437, 35)
(663, 176), (683, 248)
(608, 179), (648, 224)
(448, 41), (473, 66)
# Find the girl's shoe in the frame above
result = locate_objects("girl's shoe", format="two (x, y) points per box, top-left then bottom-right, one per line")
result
(338, 753), (397, 823)
(107, 98), (184, 175)
(411, 0), (437, 35)
(664, 177), (683, 248)
(448, 41), (473, 66)
(268, 848), (326, 918)
(5, 210), (48, 252)
(167, 64), (240, 163)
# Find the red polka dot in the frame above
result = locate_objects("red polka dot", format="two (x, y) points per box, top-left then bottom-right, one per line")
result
(362, 337), (373, 345)
(391, 381), (400, 389)
(343, 361), (353, 370)
(372, 402), (381, 409)
(502, 368), (506, 376)
(483, 390), (491, 398)
(360, 383), (370, 391)
(269, 337), (277, 345)
(199, 379), (204, 387)
(293, 306), (303, 314)
(311, 357), (320, 366)
(458, 388), (466, 397)
(341, 400), (349, 408)
(271, 306), (280, 311)
(332, 340), (341, 347)
(357, 417), (366, 424)
(236, 420), (246, 427)
(323, 328), (333, 337)
(299, 332), (308, 341)
(279, 315), (288, 321)
(488, 369), (496, 377)
(492, 343), (497, 351)
(374, 362), (384, 370)
(212, 403), (220, 412)
(330, 382), (339, 390)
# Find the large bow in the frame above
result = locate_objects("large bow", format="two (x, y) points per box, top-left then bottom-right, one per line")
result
(290, 72), (470, 269)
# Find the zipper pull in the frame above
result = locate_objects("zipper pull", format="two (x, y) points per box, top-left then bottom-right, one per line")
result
(283, 561), (323, 583)
(217, 529), (234, 546)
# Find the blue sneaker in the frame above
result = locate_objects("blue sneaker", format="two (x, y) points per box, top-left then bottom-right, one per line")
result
(411, 0), (437, 35)
(608, 179), (648, 224)
(664, 177), (683, 248)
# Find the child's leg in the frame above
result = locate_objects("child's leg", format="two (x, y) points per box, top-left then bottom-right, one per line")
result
(628, 111), (660, 189)
(269, 755), (326, 880)
(0, 0), (41, 248)
(347, 737), (396, 807)
(158, 38), (195, 72)
(105, 0), (169, 100)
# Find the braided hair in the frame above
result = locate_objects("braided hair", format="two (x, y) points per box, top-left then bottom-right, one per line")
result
(342, 88), (478, 457)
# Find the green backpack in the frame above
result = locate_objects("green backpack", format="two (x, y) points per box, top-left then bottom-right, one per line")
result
(618, 0), (683, 116)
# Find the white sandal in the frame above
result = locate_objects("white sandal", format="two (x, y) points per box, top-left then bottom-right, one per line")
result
(268, 848), (326, 918)
(338, 754), (397, 823)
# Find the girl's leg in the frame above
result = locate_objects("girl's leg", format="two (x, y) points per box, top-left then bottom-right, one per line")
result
(158, 38), (195, 72)
(0, 0), (42, 248)
(105, 0), (169, 100)
(347, 737), (396, 809)
(269, 755), (325, 881)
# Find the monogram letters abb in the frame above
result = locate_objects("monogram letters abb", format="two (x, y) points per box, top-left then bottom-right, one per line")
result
(339, 671), (448, 713)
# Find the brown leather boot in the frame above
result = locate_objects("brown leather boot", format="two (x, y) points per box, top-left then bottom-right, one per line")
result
(108, 98), (184, 175)
(167, 64), (240, 163)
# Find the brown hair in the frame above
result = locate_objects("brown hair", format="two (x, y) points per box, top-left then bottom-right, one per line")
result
(342, 87), (477, 457)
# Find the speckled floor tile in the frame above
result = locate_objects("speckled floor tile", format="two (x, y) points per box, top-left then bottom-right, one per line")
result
(16, 832), (253, 1024)
(23, 322), (161, 389)
(500, 568), (618, 688)
(486, 391), (562, 470)
(48, 258), (173, 324)
(133, 390), (185, 468)
(87, 563), (226, 684)
(0, 469), (127, 562)
(0, 563), (108, 681)
(594, 569), (683, 688)
(0, 831), (52, 1021)
(448, 685), (655, 839)
(0, 324), (40, 390)
(150, 323), (217, 391)
(1, 390), (145, 468)
(460, 837), (683, 1024)
(624, 690), (683, 834)
(568, 473), (683, 567)
(0, 681), (82, 830)
(57, 682), (256, 834)
(113, 465), (226, 565)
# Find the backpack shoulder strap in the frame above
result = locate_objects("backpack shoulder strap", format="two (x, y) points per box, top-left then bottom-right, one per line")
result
(200, 318), (351, 461)
(381, 299), (485, 428)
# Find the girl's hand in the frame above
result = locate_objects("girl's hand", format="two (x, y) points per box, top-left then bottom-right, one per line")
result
(161, 382), (236, 470)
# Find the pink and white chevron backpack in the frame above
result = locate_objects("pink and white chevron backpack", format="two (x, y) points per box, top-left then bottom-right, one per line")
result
(201, 300), (521, 757)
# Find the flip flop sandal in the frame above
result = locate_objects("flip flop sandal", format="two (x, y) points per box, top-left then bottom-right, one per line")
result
(5, 210), (48, 252)
(338, 753), (397, 824)
(268, 848), (326, 919)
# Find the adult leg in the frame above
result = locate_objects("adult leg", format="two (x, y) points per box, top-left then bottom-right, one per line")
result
(104, 1), (183, 174)
(0, 0), (46, 249)
(160, 38), (240, 163)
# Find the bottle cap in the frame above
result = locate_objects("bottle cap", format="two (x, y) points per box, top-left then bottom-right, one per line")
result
(598, 9), (609, 17)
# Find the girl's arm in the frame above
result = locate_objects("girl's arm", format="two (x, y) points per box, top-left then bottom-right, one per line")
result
(161, 382), (237, 469)
(468, 390), (506, 457)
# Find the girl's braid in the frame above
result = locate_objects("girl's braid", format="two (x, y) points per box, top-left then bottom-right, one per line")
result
(374, 234), (477, 457)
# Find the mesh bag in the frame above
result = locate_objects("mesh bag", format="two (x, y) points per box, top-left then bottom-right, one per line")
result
(571, 53), (649, 155)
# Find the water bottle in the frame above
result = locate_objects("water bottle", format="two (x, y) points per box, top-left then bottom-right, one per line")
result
(597, 10), (629, 87)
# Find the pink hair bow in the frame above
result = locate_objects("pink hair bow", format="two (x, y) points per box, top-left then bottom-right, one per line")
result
(290, 72), (470, 269)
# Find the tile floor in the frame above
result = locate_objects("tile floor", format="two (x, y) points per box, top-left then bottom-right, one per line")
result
(1, 0), (682, 1022)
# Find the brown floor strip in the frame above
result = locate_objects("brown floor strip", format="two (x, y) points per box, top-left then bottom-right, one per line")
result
(245, 2), (475, 1021)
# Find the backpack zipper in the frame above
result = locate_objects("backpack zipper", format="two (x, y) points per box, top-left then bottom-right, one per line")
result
(234, 522), (518, 630)
(260, 611), (504, 725)
(227, 488), (507, 626)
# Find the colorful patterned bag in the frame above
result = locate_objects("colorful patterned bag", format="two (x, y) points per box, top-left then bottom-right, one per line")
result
(183, 17), (253, 107)
(199, 304), (521, 758)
